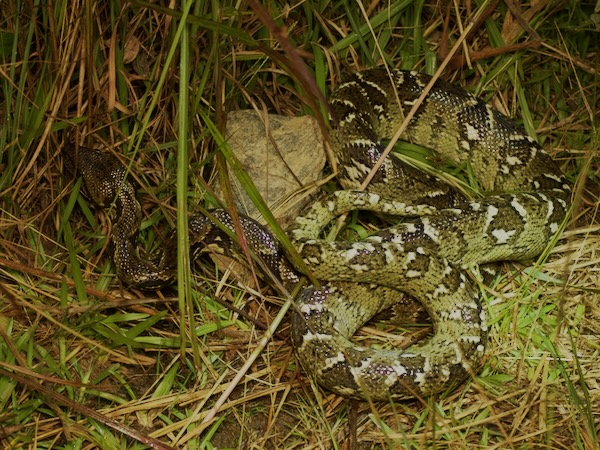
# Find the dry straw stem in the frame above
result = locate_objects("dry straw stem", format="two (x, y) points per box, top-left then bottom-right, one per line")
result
(0, 0), (598, 449)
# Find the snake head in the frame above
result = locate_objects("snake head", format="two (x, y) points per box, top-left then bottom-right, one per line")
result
(65, 146), (130, 207)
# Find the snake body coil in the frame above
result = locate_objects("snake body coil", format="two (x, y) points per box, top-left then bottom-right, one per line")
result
(72, 68), (570, 400)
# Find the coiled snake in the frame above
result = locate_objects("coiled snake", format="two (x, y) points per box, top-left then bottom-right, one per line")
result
(69, 68), (570, 400)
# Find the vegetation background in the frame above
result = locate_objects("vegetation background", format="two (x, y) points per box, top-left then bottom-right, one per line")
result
(0, 0), (598, 448)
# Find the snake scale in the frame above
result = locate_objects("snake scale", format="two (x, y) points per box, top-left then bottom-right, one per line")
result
(70, 68), (570, 401)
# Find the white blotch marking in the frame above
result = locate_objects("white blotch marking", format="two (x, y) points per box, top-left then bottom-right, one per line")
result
(485, 105), (496, 130)
(343, 248), (359, 261)
(452, 343), (464, 364)
(511, 197), (528, 218)
(426, 190), (450, 199)
(545, 199), (555, 220)
(414, 371), (426, 386)
(349, 138), (380, 148)
(491, 228), (516, 244)
(390, 362), (408, 379)
(363, 79), (388, 96)
(466, 301), (479, 310)
(340, 80), (359, 88)
(448, 309), (463, 320)
(421, 218), (440, 242)
(330, 98), (356, 108)
(383, 372), (397, 387)
(384, 248), (396, 264)
(415, 356), (431, 385)
(339, 112), (356, 127)
(480, 310), (488, 327)
(356, 242), (376, 252)
(483, 205), (498, 232)
(543, 173), (563, 183)
(466, 97), (479, 107)
(350, 358), (373, 377)
(382, 201), (403, 212)
(411, 71), (425, 86)
(299, 303), (323, 314)
(465, 123), (480, 140)
(350, 264), (370, 273)
(384, 366), (404, 386)
(391, 234), (405, 244)
(433, 284), (449, 298)
(368, 192), (381, 204)
(404, 223), (418, 233)
(530, 146), (538, 158)
(441, 366), (451, 379)
(302, 332), (333, 343)
(344, 164), (362, 182)
(461, 335), (481, 344)
(324, 352), (345, 369)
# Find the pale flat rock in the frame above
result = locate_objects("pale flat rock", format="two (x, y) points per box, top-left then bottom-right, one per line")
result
(219, 110), (325, 225)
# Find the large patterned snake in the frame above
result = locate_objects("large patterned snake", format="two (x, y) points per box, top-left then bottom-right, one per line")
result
(70, 68), (570, 401)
